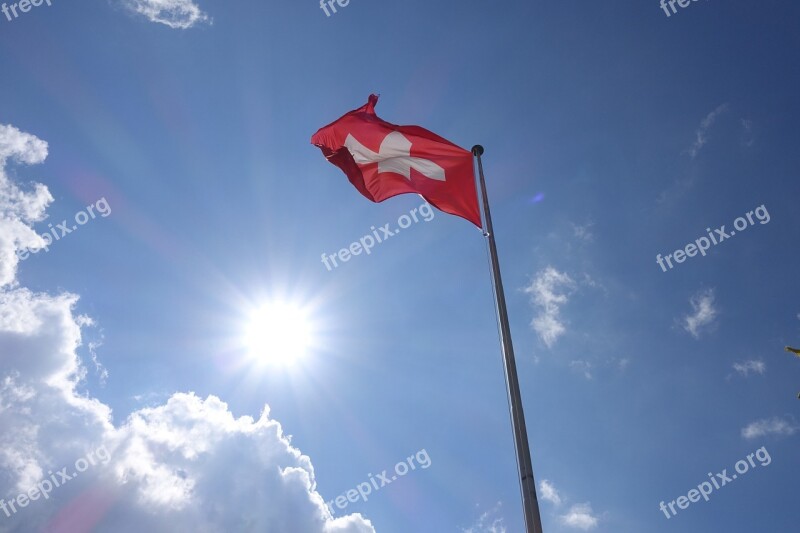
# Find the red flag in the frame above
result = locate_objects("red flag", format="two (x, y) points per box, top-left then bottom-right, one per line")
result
(311, 94), (482, 227)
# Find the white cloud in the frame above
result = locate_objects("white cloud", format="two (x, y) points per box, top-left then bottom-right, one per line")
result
(121, 0), (211, 29)
(105, 394), (375, 532)
(571, 222), (594, 242)
(0, 124), (53, 289)
(541, 481), (602, 530)
(681, 289), (718, 339)
(0, 123), (373, 532)
(580, 273), (604, 292)
(689, 103), (728, 158)
(570, 360), (593, 380)
(656, 174), (696, 206)
(733, 359), (766, 377)
(539, 479), (561, 506)
(741, 416), (800, 440)
(740, 118), (755, 147)
(559, 502), (599, 530)
(524, 267), (576, 348)
(462, 502), (506, 533)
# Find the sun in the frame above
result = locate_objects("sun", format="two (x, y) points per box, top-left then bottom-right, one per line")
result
(244, 301), (314, 366)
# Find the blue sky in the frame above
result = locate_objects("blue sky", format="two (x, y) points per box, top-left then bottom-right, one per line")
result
(1, 0), (799, 532)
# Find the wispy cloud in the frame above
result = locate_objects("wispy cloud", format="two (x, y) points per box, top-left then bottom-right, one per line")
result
(121, 0), (211, 29)
(656, 174), (696, 206)
(462, 502), (506, 533)
(87, 339), (108, 386)
(580, 273), (604, 292)
(689, 103), (728, 158)
(567, 358), (628, 380)
(733, 359), (766, 377)
(741, 416), (800, 439)
(559, 503), (600, 530)
(740, 118), (755, 147)
(681, 289), (718, 339)
(524, 267), (576, 348)
(539, 480), (562, 506)
(571, 221), (594, 242)
(570, 360), (593, 380)
(541, 480), (602, 530)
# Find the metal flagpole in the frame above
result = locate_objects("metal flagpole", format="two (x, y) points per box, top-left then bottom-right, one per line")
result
(472, 145), (544, 533)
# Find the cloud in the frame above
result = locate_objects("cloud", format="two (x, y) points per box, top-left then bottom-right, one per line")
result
(741, 416), (800, 440)
(462, 502), (506, 533)
(681, 289), (718, 339)
(732, 359), (766, 377)
(559, 502), (599, 530)
(580, 273), (603, 292)
(0, 124), (53, 289)
(689, 103), (728, 158)
(541, 481), (602, 530)
(524, 267), (576, 348)
(105, 394), (376, 532)
(740, 118), (755, 147)
(539, 480), (562, 506)
(571, 222), (594, 242)
(121, 0), (211, 29)
(569, 360), (593, 380)
(0, 123), (373, 532)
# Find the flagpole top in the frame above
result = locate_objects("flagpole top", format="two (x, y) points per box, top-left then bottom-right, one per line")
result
(471, 145), (484, 156)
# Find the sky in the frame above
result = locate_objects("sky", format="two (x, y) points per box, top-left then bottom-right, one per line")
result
(0, 0), (799, 532)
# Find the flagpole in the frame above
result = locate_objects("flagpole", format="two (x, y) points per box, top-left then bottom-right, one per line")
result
(472, 145), (544, 533)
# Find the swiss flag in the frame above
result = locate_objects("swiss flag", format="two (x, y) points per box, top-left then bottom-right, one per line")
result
(311, 94), (482, 227)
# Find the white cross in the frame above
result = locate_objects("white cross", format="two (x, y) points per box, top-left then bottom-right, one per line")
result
(344, 131), (446, 181)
